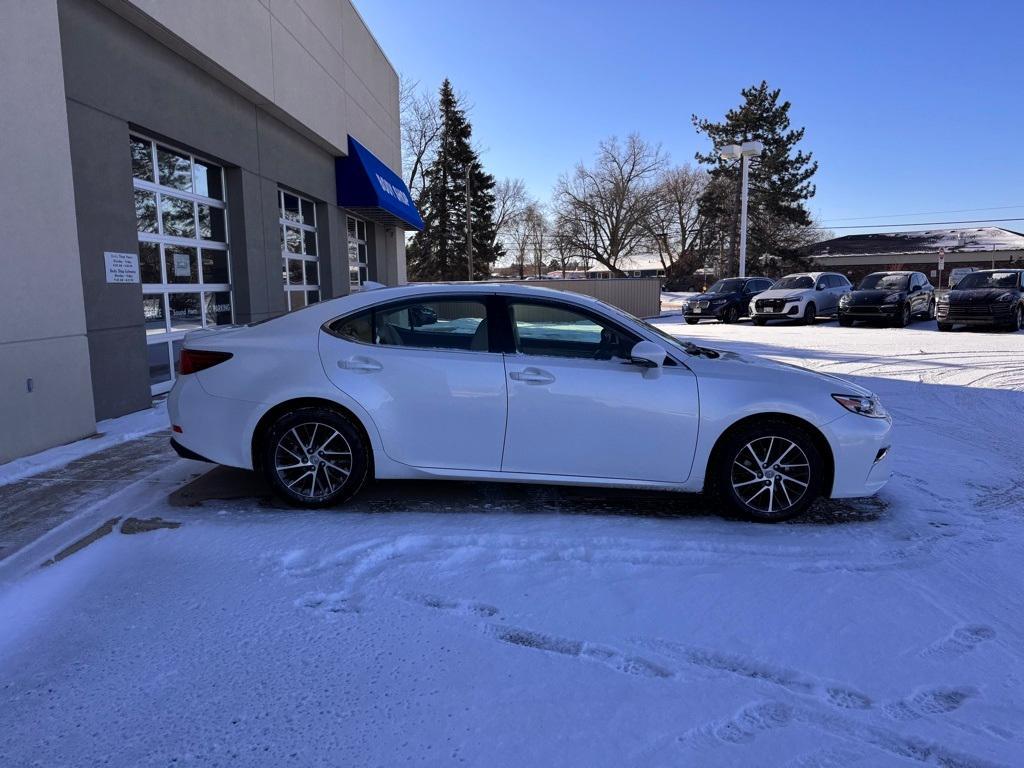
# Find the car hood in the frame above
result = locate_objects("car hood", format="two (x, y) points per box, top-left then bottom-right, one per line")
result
(848, 289), (905, 303)
(948, 288), (1016, 303)
(752, 288), (811, 301)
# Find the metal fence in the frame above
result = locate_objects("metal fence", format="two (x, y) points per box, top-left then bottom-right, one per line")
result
(499, 278), (663, 318)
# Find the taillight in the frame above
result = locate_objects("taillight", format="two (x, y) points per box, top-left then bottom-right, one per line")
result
(179, 348), (233, 375)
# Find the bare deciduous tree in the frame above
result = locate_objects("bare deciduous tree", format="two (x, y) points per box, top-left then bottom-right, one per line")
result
(641, 165), (710, 274)
(526, 204), (548, 277)
(552, 135), (667, 275)
(492, 177), (528, 251)
(400, 75), (442, 201)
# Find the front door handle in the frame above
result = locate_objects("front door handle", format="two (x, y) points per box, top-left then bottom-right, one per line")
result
(338, 355), (383, 373)
(509, 367), (555, 385)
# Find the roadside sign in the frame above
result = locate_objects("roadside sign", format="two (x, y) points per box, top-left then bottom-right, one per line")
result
(104, 251), (139, 283)
(937, 249), (945, 271)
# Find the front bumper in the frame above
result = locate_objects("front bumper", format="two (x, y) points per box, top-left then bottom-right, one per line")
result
(936, 303), (1013, 325)
(838, 304), (901, 319)
(821, 412), (894, 498)
(682, 302), (728, 319)
(750, 301), (802, 319)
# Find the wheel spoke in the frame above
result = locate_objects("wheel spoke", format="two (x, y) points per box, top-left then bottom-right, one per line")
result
(321, 459), (351, 477)
(286, 470), (314, 490)
(733, 477), (765, 488)
(732, 435), (810, 515)
(733, 461), (758, 477)
(777, 473), (808, 488)
(778, 479), (792, 507)
(276, 462), (308, 471)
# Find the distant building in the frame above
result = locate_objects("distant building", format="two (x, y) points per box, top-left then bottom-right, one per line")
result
(806, 227), (1024, 285)
(585, 254), (667, 279)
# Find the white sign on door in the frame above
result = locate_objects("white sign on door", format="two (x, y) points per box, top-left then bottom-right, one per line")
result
(173, 252), (191, 278)
(104, 251), (139, 283)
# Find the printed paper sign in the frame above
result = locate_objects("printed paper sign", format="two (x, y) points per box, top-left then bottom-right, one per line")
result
(104, 251), (140, 284)
(173, 252), (191, 278)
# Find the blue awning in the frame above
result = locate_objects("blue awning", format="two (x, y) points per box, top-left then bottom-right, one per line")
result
(336, 136), (424, 231)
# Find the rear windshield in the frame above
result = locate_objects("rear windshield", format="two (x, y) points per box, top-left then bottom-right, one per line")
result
(955, 272), (1020, 289)
(858, 274), (909, 291)
(773, 276), (814, 289)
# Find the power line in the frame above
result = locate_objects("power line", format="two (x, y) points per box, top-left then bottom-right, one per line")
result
(820, 204), (1024, 223)
(813, 217), (1024, 231)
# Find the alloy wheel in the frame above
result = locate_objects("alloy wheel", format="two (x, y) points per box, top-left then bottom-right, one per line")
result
(274, 422), (353, 501)
(730, 436), (811, 518)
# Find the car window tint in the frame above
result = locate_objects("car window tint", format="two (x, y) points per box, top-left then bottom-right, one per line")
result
(509, 302), (638, 361)
(375, 299), (488, 351)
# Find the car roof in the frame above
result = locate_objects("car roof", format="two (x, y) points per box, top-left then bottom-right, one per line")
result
(973, 268), (1024, 273)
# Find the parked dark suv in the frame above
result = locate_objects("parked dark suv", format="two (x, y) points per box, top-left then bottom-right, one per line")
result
(682, 277), (774, 324)
(838, 271), (935, 328)
(937, 269), (1024, 332)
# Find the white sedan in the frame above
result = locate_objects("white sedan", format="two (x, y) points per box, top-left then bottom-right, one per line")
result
(168, 284), (892, 522)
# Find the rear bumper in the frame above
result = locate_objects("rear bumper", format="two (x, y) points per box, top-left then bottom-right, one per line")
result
(167, 374), (261, 470)
(170, 438), (214, 463)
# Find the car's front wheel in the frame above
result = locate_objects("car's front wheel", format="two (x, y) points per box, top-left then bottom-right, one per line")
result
(720, 306), (738, 324)
(802, 302), (817, 325)
(710, 419), (824, 522)
(684, 317), (699, 325)
(752, 316), (767, 326)
(261, 407), (369, 507)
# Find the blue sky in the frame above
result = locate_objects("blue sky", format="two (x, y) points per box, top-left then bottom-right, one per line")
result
(359, 0), (1024, 235)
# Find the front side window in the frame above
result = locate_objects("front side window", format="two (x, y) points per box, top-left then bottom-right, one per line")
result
(280, 190), (320, 311)
(509, 302), (638, 361)
(131, 134), (231, 394)
(329, 299), (489, 352)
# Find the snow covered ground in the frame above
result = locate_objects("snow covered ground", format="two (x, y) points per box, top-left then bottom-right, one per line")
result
(1, 321), (1023, 767)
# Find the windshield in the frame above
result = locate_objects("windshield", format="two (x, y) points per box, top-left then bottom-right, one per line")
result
(773, 275), (814, 290)
(955, 272), (1020, 290)
(707, 279), (746, 294)
(858, 273), (909, 291)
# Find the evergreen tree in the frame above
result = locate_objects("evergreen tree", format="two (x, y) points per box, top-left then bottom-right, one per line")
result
(407, 80), (501, 281)
(692, 81), (818, 276)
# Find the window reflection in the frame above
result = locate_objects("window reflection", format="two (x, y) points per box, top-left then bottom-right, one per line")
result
(135, 189), (158, 233)
(161, 195), (196, 238)
(168, 293), (202, 331)
(165, 247), (198, 284)
(203, 291), (232, 327)
(130, 137), (154, 182)
(157, 146), (192, 191)
(139, 241), (161, 283)
(143, 295), (166, 334)
(201, 249), (229, 284)
(198, 204), (226, 241)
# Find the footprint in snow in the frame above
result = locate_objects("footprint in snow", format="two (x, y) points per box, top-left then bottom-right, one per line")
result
(680, 701), (793, 749)
(920, 624), (996, 659)
(882, 687), (976, 721)
(403, 592), (499, 618)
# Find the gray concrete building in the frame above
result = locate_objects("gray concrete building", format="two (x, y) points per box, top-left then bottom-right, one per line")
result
(0, 0), (420, 463)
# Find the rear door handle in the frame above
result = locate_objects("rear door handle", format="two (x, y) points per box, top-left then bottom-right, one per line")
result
(338, 355), (382, 373)
(509, 367), (555, 385)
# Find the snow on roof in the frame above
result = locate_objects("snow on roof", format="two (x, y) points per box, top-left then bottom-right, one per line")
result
(588, 253), (665, 272)
(807, 227), (1024, 258)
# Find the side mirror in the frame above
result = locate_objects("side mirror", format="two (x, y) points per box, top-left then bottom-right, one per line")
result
(630, 341), (666, 368)
(910, 284), (921, 293)
(816, 284), (825, 291)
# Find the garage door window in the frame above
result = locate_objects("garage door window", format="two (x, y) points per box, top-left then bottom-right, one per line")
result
(347, 216), (368, 289)
(131, 134), (232, 394)
(280, 190), (320, 311)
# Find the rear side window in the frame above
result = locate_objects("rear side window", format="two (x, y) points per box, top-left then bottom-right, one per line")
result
(509, 301), (639, 361)
(328, 298), (490, 352)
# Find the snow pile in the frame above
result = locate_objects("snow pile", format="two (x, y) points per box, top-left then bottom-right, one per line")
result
(0, 400), (169, 487)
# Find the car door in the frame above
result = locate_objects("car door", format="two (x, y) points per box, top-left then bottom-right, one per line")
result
(499, 298), (699, 483)
(319, 295), (508, 471)
(814, 276), (834, 313)
(828, 274), (850, 312)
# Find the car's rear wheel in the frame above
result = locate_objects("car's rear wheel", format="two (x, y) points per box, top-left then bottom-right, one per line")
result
(710, 419), (824, 522)
(802, 302), (817, 325)
(261, 407), (369, 507)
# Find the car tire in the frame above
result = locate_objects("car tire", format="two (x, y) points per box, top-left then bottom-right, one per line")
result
(937, 322), (953, 332)
(752, 317), (767, 326)
(927, 298), (936, 320)
(261, 406), (370, 508)
(894, 304), (910, 328)
(685, 317), (699, 325)
(802, 302), (817, 325)
(838, 317), (853, 327)
(721, 306), (738, 324)
(1008, 305), (1023, 332)
(709, 418), (824, 523)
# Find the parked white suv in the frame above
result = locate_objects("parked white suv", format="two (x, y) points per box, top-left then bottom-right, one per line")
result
(749, 272), (852, 325)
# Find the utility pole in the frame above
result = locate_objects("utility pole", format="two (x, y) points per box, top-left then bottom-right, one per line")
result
(465, 166), (473, 281)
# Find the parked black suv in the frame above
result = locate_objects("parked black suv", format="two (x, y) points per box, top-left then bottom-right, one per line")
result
(937, 269), (1024, 332)
(682, 277), (774, 324)
(838, 271), (935, 328)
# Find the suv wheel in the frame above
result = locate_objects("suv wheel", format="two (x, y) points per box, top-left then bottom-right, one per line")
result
(261, 407), (369, 507)
(721, 306), (738, 324)
(894, 303), (911, 328)
(709, 419), (824, 522)
(802, 302), (817, 325)
(1010, 305), (1023, 332)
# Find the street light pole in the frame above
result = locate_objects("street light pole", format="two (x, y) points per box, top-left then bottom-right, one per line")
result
(720, 140), (763, 278)
(465, 166), (473, 281)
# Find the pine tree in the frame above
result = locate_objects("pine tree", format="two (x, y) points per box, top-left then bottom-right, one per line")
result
(692, 81), (818, 276)
(407, 80), (501, 281)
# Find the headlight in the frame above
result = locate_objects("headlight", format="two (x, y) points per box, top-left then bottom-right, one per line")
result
(839, 294), (851, 306)
(832, 393), (889, 419)
(937, 295), (950, 304)
(996, 292), (1013, 302)
(711, 298), (727, 305)
(884, 293), (902, 303)
(681, 301), (691, 310)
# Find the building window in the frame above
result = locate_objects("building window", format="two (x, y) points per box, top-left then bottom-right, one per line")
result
(280, 190), (320, 311)
(347, 215), (368, 289)
(131, 134), (231, 395)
